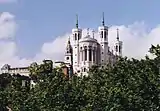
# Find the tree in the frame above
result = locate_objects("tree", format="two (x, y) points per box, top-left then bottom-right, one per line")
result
(1, 45), (160, 110)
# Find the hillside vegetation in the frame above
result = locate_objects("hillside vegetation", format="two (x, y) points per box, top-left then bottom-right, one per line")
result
(1, 45), (160, 111)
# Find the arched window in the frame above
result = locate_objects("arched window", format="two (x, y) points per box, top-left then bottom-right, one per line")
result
(93, 50), (95, 62)
(89, 47), (92, 61)
(85, 46), (87, 61)
(84, 68), (86, 72)
(116, 45), (118, 52)
(66, 57), (69, 60)
(119, 46), (121, 52)
(104, 31), (107, 39)
(101, 31), (103, 38)
(75, 33), (77, 40)
(78, 33), (80, 40)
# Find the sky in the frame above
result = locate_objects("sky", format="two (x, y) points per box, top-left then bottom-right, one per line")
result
(0, 0), (160, 67)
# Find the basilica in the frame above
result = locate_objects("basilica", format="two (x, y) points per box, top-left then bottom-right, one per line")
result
(64, 13), (123, 76)
(0, 13), (123, 77)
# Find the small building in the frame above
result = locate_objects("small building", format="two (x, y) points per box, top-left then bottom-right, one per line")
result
(1, 64), (30, 76)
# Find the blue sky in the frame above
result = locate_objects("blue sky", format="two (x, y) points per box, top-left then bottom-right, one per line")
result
(0, 0), (160, 63)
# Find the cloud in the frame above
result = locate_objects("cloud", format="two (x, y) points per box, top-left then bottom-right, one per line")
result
(39, 33), (70, 61)
(0, 12), (17, 67)
(0, 12), (17, 39)
(0, 41), (16, 61)
(38, 22), (160, 61)
(0, 12), (31, 68)
(0, 12), (160, 68)
(0, 0), (17, 3)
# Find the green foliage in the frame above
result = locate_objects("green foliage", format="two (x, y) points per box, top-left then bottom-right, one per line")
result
(1, 45), (160, 110)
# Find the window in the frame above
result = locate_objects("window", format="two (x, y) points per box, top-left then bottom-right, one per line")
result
(116, 45), (118, 52)
(119, 46), (121, 52)
(77, 70), (80, 73)
(75, 54), (77, 56)
(84, 68), (86, 72)
(66, 57), (69, 60)
(75, 33), (77, 40)
(78, 33), (80, 40)
(89, 48), (92, 61)
(102, 52), (103, 54)
(102, 45), (103, 46)
(85, 47), (87, 61)
(75, 47), (77, 48)
(102, 60), (103, 62)
(104, 31), (107, 39)
(101, 31), (103, 38)
(93, 51), (95, 62)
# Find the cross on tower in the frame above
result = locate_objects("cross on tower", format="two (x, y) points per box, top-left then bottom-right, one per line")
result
(87, 28), (89, 36)
(116, 28), (119, 40)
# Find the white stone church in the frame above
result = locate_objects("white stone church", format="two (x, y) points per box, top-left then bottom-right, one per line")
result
(0, 13), (123, 77)
(64, 13), (123, 76)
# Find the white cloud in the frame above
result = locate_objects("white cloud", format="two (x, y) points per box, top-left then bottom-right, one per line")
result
(0, 12), (17, 39)
(0, 12), (31, 68)
(0, 41), (16, 61)
(1, 12), (160, 68)
(37, 22), (160, 61)
(0, 12), (36, 68)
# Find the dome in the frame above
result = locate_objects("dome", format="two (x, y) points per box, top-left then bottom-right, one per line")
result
(79, 35), (97, 43)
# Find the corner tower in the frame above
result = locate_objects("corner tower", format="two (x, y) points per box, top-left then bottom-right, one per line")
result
(98, 12), (109, 66)
(72, 15), (82, 71)
(65, 37), (73, 65)
(114, 28), (123, 56)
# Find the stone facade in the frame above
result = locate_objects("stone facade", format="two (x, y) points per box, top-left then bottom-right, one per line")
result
(64, 13), (123, 76)
(1, 64), (30, 76)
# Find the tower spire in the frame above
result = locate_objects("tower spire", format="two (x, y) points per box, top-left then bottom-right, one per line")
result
(76, 14), (78, 28)
(102, 12), (105, 26)
(67, 36), (71, 44)
(92, 29), (95, 39)
(116, 28), (119, 40)
(87, 28), (89, 36)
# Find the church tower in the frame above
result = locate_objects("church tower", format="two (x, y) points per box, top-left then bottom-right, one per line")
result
(72, 15), (82, 71)
(114, 29), (123, 56)
(65, 37), (73, 65)
(98, 12), (109, 66)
